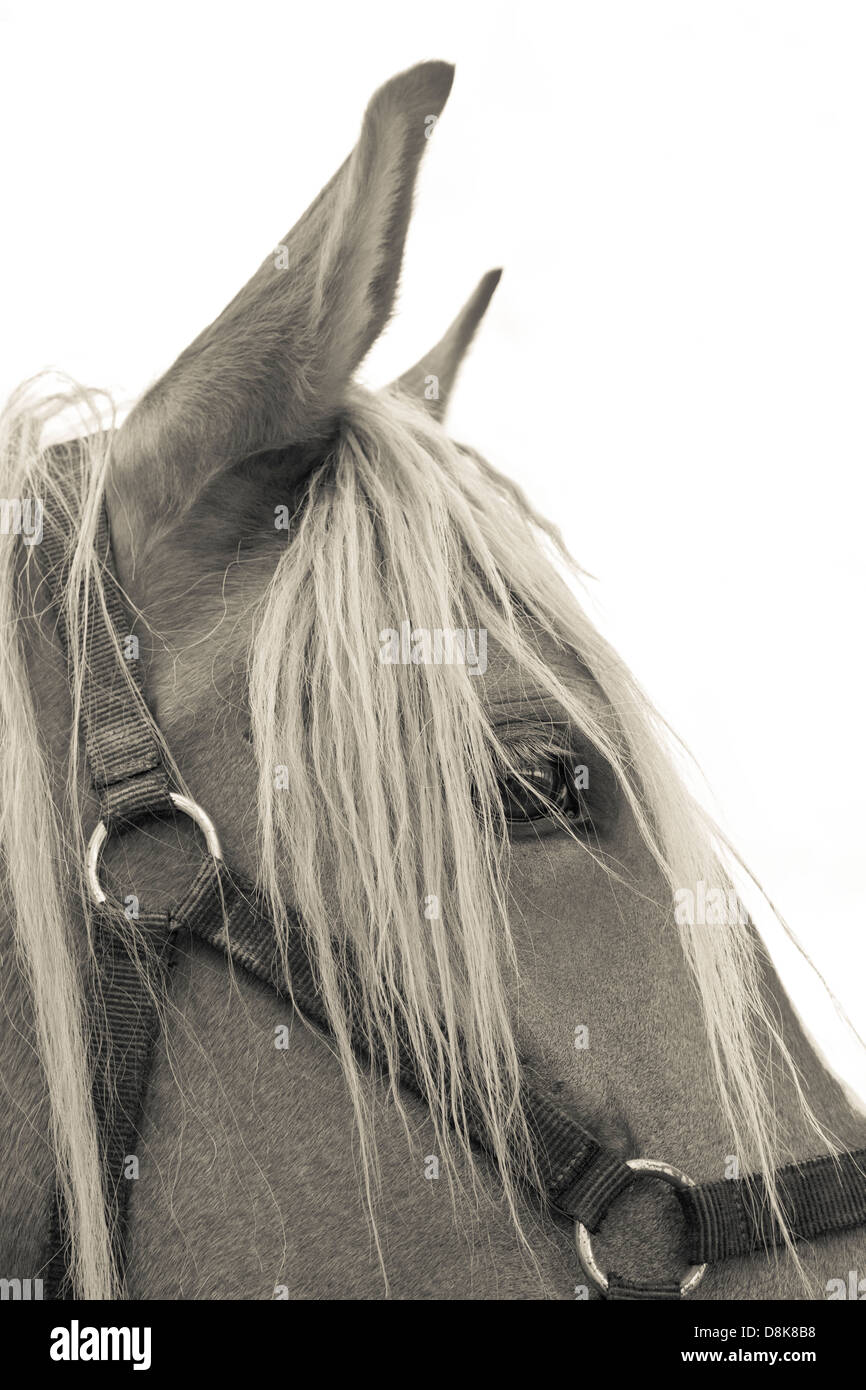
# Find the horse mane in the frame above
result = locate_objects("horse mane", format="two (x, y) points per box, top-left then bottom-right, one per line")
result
(0, 374), (836, 1297)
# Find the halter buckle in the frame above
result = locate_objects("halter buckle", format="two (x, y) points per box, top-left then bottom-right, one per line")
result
(575, 1157), (709, 1298)
(86, 792), (224, 906)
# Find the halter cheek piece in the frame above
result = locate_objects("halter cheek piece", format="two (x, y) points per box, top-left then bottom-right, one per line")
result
(38, 477), (866, 1301)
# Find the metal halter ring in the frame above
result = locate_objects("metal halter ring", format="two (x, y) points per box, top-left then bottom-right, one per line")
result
(575, 1157), (709, 1298)
(86, 792), (224, 907)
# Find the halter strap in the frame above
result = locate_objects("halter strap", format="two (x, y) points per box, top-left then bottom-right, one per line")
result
(35, 472), (866, 1300)
(38, 470), (175, 827)
(680, 1154), (866, 1262)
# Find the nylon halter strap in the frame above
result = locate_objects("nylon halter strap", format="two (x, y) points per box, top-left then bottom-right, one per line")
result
(38, 485), (866, 1301)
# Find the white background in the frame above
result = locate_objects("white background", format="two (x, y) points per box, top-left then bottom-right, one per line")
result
(2, 1), (864, 1099)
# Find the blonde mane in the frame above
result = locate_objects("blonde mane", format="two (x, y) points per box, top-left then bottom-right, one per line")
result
(0, 376), (836, 1297)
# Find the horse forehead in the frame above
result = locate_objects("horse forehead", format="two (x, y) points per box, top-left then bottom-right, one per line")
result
(130, 536), (605, 734)
(475, 632), (606, 720)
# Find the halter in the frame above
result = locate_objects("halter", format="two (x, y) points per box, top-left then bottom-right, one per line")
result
(36, 474), (866, 1301)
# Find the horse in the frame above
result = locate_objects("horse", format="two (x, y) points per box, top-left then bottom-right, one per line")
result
(1, 60), (864, 1302)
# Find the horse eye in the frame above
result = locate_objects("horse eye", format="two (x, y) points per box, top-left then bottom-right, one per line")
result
(497, 756), (596, 833)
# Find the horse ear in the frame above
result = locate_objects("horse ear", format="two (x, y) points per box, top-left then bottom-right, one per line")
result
(113, 61), (454, 525)
(388, 269), (502, 420)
